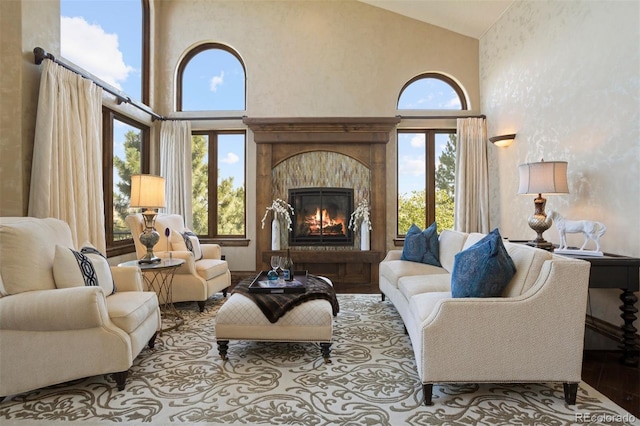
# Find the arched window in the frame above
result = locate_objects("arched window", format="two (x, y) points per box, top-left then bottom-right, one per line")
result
(397, 73), (467, 110)
(177, 44), (246, 111)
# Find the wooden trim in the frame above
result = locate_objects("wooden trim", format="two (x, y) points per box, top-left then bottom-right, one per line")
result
(586, 314), (640, 348)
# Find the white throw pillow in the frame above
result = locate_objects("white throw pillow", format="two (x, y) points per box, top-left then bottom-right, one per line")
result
(53, 244), (116, 295)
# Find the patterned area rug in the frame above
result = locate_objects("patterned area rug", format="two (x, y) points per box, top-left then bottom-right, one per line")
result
(1, 294), (637, 425)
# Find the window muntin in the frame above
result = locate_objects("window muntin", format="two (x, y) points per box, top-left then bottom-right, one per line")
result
(398, 130), (456, 235)
(103, 110), (149, 254)
(192, 131), (246, 238)
(60, 0), (143, 102)
(398, 74), (466, 110)
(179, 45), (246, 111)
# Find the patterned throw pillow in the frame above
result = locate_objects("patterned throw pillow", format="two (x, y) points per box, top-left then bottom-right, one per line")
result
(451, 228), (516, 298)
(181, 230), (203, 260)
(53, 244), (116, 295)
(401, 222), (441, 267)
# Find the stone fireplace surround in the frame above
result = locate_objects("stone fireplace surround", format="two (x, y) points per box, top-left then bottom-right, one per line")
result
(245, 117), (400, 291)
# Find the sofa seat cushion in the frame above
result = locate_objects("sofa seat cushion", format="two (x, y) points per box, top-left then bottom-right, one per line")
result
(399, 274), (452, 300)
(106, 291), (158, 334)
(380, 260), (448, 289)
(195, 259), (229, 281)
(409, 291), (452, 326)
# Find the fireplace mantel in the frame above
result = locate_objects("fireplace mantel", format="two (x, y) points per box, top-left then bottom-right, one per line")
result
(251, 117), (399, 291)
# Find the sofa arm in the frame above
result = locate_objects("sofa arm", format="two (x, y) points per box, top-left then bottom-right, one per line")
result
(0, 287), (110, 331)
(382, 250), (403, 262)
(201, 243), (222, 259)
(111, 265), (143, 292)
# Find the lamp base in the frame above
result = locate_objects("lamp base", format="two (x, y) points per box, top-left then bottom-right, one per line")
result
(139, 210), (161, 264)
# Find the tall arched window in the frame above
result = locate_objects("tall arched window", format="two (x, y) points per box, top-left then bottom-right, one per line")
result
(177, 44), (246, 111)
(398, 73), (467, 110)
(396, 73), (467, 238)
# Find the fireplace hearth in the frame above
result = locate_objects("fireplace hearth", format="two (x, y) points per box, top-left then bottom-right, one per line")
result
(289, 188), (353, 245)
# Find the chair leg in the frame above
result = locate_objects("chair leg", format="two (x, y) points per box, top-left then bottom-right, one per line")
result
(217, 340), (229, 360)
(564, 382), (578, 405)
(320, 342), (332, 364)
(197, 301), (206, 312)
(381, 292), (385, 302)
(423, 383), (434, 405)
(113, 371), (128, 391)
(222, 287), (229, 297)
(148, 331), (158, 349)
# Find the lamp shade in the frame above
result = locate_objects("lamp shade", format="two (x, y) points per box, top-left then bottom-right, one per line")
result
(518, 160), (569, 195)
(130, 174), (166, 208)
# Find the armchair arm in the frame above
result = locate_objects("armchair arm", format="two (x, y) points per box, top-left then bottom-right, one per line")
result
(0, 287), (110, 331)
(110, 265), (143, 292)
(201, 243), (222, 260)
(154, 250), (198, 275)
(420, 259), (590, 382)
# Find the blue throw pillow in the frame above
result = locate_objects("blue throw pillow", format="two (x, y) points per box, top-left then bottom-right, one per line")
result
(451, 228), (516, 298)
(401, 222), (441, 267)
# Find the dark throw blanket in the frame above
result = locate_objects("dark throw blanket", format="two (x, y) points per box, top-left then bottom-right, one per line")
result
(232, 274), (340, 323)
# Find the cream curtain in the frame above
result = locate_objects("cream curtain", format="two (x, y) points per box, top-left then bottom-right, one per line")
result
(454, 117), (490, 233)
(160, 120), (193, 228)
(28, 60), (106, 252)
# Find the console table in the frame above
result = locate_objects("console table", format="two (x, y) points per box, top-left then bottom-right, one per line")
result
(557, 251), (639, 367)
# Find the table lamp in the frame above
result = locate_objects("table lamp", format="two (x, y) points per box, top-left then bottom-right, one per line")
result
(517, 159), (568, 251)
(130, 174), (166, 263)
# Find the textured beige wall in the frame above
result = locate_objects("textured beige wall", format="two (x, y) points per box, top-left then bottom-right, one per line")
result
(480, 0), (639, 328)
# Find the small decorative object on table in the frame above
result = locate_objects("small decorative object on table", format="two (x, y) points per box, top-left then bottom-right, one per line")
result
(261, 198), (294, 250)
(548, 210), (607, 256)
(349, 199), (372, 251)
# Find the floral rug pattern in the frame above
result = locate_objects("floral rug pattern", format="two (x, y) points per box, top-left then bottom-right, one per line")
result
(0, 294), (636, 425)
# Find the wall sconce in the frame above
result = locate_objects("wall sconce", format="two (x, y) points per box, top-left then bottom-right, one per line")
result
(489, 133), (516, 147)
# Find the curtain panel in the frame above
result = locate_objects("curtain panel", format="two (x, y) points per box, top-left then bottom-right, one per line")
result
(160, 120), (193, 228)
(454, 117), (490, 234)
(28, 60), (106, 252)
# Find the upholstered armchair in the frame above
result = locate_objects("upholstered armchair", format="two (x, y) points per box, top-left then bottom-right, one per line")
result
(125, 213), (230, 311)
(0, 217), (161, 399)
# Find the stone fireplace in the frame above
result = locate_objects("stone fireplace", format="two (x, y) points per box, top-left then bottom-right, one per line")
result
(245, 117), (400, 291)
(290, 187), (353, 246)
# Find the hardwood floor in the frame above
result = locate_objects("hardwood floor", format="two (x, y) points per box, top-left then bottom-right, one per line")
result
(582, 350), (639, 417)
(229, 274), (638, 416)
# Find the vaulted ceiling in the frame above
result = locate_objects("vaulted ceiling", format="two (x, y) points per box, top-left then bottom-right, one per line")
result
(358, 0), (514, 39)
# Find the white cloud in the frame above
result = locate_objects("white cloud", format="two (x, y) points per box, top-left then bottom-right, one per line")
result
(221, 152), (239, 164)
(60, 16), (134, 90)
(443, 96), (462, 108)
(410, 134), (425, 148)
(398, 155), (425, 177)
(210, 71), (225, 92)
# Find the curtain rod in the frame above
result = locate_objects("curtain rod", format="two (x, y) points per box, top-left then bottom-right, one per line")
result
(398, 114), (486, 120)
(33, 47), (163, 121)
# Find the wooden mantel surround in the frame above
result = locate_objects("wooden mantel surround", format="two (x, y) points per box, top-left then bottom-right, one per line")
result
(245, 117), (401, 292)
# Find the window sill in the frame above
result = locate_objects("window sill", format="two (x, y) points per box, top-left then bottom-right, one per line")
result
(199, 238), (251, 247)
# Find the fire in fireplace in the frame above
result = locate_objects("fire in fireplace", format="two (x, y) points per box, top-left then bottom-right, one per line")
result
(289, 188), (354, 245)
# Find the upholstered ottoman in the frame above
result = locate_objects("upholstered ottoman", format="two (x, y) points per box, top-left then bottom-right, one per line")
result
(215, 276), (336, 363)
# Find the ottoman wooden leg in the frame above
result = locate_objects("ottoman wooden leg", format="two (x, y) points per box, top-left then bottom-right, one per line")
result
(217, 340), (229, 360)
(320, 342), (332, 363)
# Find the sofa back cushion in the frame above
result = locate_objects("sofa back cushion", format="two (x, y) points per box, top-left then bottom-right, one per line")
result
(0, 217), (74, 295)
(438, 229), (469, 273)
(502, 243), (553, 297)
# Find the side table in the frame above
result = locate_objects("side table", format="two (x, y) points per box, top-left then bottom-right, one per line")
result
(119, 258), (186, 334)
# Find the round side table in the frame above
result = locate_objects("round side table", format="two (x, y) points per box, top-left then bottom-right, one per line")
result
(119, 258), (186, 334)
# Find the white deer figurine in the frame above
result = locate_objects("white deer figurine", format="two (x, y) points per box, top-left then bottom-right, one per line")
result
(547, 210), (607, 252)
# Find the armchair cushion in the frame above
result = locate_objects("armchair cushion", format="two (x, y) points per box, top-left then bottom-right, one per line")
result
(401, 222), (441, 267)
(106, 291), (159, 334)
(169, 228), (203, 260)
(451, 228), (516, 298)
(196, 258), (230, 281)
(53, 245), (116, 295)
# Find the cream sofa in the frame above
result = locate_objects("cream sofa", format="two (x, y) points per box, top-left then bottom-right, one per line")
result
(379, 229), (591, 405)
(126, 214), (231, 311)
(0, 217), (161, 399)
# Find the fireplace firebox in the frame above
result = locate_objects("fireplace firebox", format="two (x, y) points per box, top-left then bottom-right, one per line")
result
(289, 188), (353, 245)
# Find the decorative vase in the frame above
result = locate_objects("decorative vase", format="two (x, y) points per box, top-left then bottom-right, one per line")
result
(271, 214), (281, 250)
(360, 219), (370, 251)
